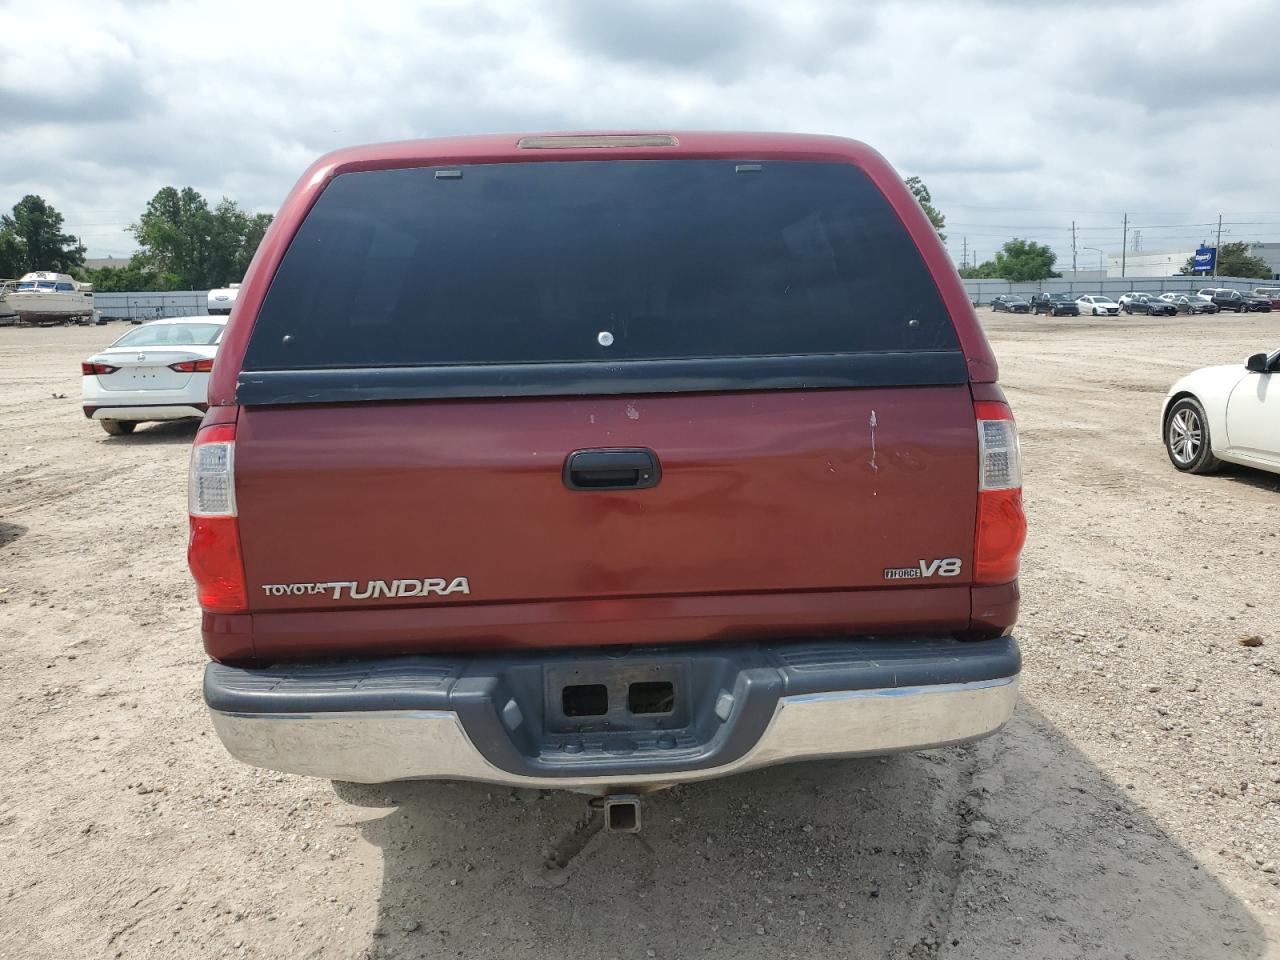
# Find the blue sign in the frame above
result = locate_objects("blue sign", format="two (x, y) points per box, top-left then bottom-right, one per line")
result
(1193, 246), (1216, 273)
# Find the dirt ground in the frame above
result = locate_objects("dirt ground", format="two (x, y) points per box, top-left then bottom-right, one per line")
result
(1, 313), (1278, 960)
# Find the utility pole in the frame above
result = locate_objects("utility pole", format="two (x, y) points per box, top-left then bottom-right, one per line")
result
(961, 236), (968, 271)
(1121, 213), (1128, 278)
(1214, 214), (1223, 278)
(1071, 220), (1077, 275)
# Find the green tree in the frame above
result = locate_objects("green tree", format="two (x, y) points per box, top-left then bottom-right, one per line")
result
(206, 199), (273, 287)
(958, 260), (998, 279)
(130, 186), (212, 289)
(0, 229), (21, 278)
(0, 195), (85, 274)
(960, 238), (1059, 281)
(130, 187), (272, 289)
(1179, 241), (1271, 279)
(82, 261), (166, 292)
(905, 176), (945, 239)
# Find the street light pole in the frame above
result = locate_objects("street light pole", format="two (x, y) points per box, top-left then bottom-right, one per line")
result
(1083, 246), (1105, 278)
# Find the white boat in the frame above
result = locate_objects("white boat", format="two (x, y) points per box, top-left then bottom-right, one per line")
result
(6, 271), (94, 325)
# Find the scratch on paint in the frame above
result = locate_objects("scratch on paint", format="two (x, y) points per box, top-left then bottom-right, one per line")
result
(626, 402), (640, 421)
(869, 409), (879, 473)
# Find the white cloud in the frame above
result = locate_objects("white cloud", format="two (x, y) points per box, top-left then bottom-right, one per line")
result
(2, 0), (1277, 265)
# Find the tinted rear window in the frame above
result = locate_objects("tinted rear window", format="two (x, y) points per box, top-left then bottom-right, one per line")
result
(245, 160), (958, 372)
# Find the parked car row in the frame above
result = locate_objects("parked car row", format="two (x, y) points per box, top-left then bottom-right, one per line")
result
(990, 287), (1278, 318)
(991, 293), (1122, 316)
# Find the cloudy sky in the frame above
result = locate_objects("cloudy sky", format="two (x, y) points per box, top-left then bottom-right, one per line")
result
(4, 0), (1279, 270)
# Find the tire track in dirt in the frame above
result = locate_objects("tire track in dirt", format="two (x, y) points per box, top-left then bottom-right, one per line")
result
(0, 462), (143, 517)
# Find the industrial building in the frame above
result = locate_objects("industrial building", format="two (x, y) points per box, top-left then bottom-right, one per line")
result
(1104, 242), (1280, 280)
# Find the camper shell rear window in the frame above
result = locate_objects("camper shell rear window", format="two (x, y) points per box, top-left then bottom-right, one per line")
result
(240, 159), (965, 403)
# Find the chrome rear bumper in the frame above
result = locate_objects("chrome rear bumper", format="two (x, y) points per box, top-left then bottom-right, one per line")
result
(206, 637), (1020, 790)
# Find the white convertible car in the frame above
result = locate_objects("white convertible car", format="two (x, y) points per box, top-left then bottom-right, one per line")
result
(1162, 346), (1280, 475)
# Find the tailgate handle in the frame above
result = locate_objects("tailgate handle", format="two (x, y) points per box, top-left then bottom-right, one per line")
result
(563, 448), (661, 491)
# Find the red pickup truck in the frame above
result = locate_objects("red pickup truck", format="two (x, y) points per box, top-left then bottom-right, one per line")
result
(190, 132), (1024, 826)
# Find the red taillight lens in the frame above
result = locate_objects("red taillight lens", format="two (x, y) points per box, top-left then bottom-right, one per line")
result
(187, 422), (246, 613)
(169, 358), (214, 373)
(188, 516), (247, 613)
(81, 362), (119, 375)
(975, 487), (1026, 584)
(974, 401), (1027, 585)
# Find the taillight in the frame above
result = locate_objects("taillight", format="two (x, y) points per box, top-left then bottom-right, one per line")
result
(81, 362), (119, 375)
(187, 422), (247, 613)
(974, 401), (1026, 585)
(169, 358), (214, 373)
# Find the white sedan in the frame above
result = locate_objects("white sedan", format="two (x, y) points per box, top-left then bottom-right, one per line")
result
(1162, 346), (1280, 475)
(1077, 295), (1121, 316)
(81, 317), (226, 435)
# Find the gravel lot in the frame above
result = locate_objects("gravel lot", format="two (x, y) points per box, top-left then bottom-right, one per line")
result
(2, 314), (1278, 960)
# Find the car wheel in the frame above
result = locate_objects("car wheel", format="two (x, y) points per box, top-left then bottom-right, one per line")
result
(1165, 398), (1219, 474)
(100, 420), (137, 436)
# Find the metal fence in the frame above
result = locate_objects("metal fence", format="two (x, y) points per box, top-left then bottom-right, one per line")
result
(962, 275), (1265, 305)
(93, 290), (210, 321)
